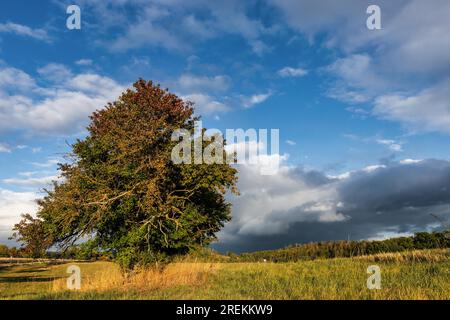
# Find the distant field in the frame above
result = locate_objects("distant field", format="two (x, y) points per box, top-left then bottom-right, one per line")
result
(0, 249), (449, 300)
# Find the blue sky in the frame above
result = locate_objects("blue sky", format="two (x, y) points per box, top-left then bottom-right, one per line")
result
(1, 0), (450, 251)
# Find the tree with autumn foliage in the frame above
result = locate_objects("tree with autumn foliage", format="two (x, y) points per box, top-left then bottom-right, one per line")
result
(10, 214), (53, 258)
(13, 80), (238, 268)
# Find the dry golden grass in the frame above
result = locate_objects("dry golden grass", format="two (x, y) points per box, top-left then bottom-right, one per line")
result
(52, 262), (218, 293)
(355, 248), (450, 263)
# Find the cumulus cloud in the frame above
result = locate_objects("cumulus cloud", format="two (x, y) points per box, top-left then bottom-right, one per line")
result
(37, 63), (72, 83)
(373, 79), (450, 133)
(241, 92), (273, 108)
(378, 0), (450, 75)
(182, 93), (229, 115)
(327, 54), (385, 91)
(174, 73), (235, 116)
(214, 159), (450, 252)
(0, 64), (125, 134)
(0, 189), (39, 245)
(325, 54), (387, 104)
(278, 67), (308, 78)
(0, 66), (36, 91)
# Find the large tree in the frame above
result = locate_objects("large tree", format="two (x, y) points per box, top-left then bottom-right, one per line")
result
(23, 80), (238, 268)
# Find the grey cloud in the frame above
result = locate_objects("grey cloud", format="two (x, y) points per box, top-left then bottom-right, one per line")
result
(214, 159), (450, 252)
(338, 160), (450, 214)
(289, 167), (335, 187)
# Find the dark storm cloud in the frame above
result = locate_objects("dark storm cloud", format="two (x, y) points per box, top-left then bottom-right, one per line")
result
(339, 160), (450, 212)
(290, 167), (335, 187)
(214, 159), (450, 252)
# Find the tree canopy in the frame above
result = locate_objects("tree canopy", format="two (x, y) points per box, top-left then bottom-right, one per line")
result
(13, 80), (238, 268)
(10, 213), (53, 258)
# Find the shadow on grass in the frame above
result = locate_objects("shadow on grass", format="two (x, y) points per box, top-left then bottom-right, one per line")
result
(14, 268), (47, 274)
(0, 265), (13, 272)
(0, 276), (63, 283)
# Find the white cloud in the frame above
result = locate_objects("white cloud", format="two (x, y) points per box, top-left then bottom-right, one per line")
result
(400, 159), (423, 165)
(376, 139), (403, 152)
(182, 93), (229, 115)
(38, 63), (72, 82)
(30, 158), (61, 168)
(329, 164), (387, 180)
(278, 67), (308, 78)
(2, 175), (59, 187)
(373, 79), (450, 133)
(241, 92), (272, 108)
(249, 39), (271, 56)
(110, 13), (184, 51)
(0, 188), (39, 243)
(75, 59), (93, 66)
(181, 14), (216, 39)
(0, 143), (11, 153)
(177, 74), (231, 92)
(326, 54), (387, 101)
(0, 22), (51, 42)
(175, 73), (233, 116)
(0, 66), (36, 91)
(285, 140), (296, 146)
(329, 89), (370, 104)
(0, 65), (125, 134)
(363, 164), (386, 173)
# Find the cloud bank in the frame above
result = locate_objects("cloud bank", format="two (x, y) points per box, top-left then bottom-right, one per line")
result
(215, 159), (450, 252)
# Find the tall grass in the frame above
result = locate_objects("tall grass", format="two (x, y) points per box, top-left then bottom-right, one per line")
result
(355, 248), (450, 263)
(1, 249), (448, 300)
(52, 262), (218, 293)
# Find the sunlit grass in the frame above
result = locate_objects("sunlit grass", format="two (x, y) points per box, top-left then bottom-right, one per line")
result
(0, 249), (448, 300)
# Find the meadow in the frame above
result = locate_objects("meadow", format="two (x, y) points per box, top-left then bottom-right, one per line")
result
(0, 249), (448, 300)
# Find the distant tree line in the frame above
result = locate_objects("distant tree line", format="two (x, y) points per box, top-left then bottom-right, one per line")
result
(0, 244), (20, 258)
(0, 241), (109, 260)
(2, 230), (448, 262)
(230, 231), (450, 263)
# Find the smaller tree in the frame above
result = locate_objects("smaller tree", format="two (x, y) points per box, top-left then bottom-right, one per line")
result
(0, 244), (9, 257)
(10, 214), (53, 258)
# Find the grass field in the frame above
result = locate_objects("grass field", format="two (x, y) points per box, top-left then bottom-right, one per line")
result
(0, 249), (449, 300)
